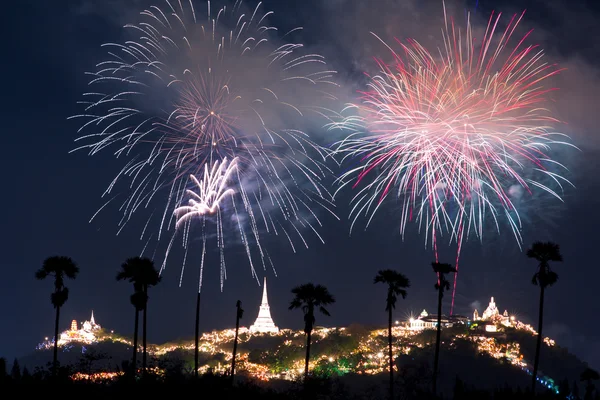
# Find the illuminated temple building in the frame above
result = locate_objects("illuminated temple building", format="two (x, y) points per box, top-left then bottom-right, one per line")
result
(408, 309), (469, 331)
(249, 277), (279, 334)
(58, 311), (101, 345)
(408, 297), (516, 331)
(473, 297), (513, 328)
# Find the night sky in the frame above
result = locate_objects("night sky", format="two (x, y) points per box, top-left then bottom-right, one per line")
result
(2, 0), (599, 370)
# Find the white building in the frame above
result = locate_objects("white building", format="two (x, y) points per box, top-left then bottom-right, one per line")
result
(407, 309), (461, 331)
(250, 277), (279, 334)
(473, 297), (513, 327)
(409, 310), (438, 331)
(58, 310), (101, 345)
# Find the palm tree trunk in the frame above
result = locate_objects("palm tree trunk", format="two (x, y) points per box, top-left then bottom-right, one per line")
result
(142, 284), (148, 378)
(53, 304), (60, 378)
(433, 282), (443, 395)
(388, 305), (394, 400)
(132, 308), (139, 379)
(531, 285), (545, 393)
(304, 328), (312, 380)
(194, 291), (201, 379)
(231, 308), (241, 384)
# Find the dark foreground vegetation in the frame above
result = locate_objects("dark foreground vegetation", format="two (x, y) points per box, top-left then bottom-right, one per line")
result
(1, 358), (599, 400)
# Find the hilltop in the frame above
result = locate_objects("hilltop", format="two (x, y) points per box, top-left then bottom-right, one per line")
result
(19, 321), (590, 395)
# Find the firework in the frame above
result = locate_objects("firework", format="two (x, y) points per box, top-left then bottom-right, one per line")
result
(173, 157), (238, 226)
(71, 0), (339, 289)
(331, 4), (574, 313)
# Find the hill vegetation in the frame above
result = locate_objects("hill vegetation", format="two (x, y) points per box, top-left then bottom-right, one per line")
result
(17, 322), (593, 397)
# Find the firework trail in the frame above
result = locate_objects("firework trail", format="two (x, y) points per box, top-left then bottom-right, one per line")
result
(331, 3), (574, 314)
(71, 0), (339, 290)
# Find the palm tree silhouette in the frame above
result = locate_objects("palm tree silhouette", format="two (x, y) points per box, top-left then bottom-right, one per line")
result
(431, 261), (456, 395)
(289, 283), (335, 380)
(527, 241), (562, 393)
(230, 300), (244, 384)
(116, 257), (160, 378)
(35, 256), (79, 378)
(374, 269), (410, 400)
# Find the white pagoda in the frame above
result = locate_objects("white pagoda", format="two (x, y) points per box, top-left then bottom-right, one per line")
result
(482, 297), (499, 320)
(249, 277), (279, 334)
(473, 297), (512, 327)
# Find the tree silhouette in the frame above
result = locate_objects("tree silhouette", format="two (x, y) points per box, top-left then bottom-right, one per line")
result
(527, 241), (562, 393)
(78, 348), (110, 376)
(581, 368), (599, 400)
(35, 256), (79, 377)
(573, 380), (581, 400)
(431, 261), (456, 395)
(289, 283), (335, 380)
(558, 378), (571, 399)
(0, 357), (6, 383)
(374, 269), (410, 400)
(10, 358), (21, 381)
(117, 257), (160, 378)
(22, 367), (31, 381)
(230, 300), (244, 384)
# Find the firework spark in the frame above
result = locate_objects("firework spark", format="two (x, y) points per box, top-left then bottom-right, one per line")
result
(174, 157), (237, 226)
(331, 4), (574, 313)
(71, 0), (339, 290)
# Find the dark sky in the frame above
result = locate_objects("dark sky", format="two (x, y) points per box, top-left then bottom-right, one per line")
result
(2, 0), (599, 371)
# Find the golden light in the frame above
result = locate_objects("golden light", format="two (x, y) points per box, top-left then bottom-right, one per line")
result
(37, 301), (559, 384)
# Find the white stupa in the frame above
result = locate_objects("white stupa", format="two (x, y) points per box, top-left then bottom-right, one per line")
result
(249, 277), (279, 334)
(482, 297), (499, 320)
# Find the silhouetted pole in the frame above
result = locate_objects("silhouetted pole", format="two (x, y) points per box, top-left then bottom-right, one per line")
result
(304, 312), (312, 380)
(142, 285), (148, 378)
(52, 304), (60, 378)
(531, 285), (546, 393)
(432, 273), (443, 395)
(194, 291), (201, 379)
(388, 303), (394, 400)
(132, 306), (139, 380)
(231, 300), (244, 384)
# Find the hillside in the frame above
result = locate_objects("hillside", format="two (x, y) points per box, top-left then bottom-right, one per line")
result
(19, 322), (591, 394)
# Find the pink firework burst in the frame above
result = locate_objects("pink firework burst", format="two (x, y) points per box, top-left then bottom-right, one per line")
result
(333, 4), (575, 314)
